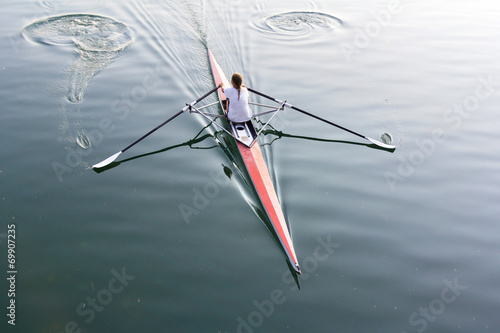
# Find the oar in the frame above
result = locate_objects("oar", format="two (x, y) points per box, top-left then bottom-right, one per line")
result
(248, 88), (396, 150)
(92, 87), (219, 169)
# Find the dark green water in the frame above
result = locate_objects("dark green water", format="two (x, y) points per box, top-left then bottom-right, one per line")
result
(1, 0), (499, 332)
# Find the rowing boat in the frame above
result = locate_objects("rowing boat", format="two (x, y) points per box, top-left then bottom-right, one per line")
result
(92, 49), (395, 274)
(207, 50), (301, 274)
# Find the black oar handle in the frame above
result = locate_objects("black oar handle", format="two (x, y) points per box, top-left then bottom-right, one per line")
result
(122, 86), (219, 153)
(194, 86), (219, 104)
(290, 106), (365, 140)
(248, 87), (276, 102)
(248, 87), (365, 140)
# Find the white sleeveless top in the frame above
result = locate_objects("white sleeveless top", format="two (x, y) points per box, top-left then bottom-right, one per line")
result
(224, 86), (252, 122)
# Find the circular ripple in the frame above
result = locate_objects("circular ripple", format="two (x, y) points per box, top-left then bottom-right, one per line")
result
(254, 11), (342, 39)
(39, 0), (103, 12)
(381, 133), (393, 145)
(39, 0), (60, 12)
(23, 14), (133, 103)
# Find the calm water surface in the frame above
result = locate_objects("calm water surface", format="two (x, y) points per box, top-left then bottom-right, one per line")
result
(1, 0), (499, 332)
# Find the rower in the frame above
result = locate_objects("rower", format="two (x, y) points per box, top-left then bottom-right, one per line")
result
(219, 73), (252, 125)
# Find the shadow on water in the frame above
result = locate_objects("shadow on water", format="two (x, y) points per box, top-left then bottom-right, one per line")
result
(93, 125), (217, 173)
(93, 118), (385, 284)
(92, 123), (384, 172)
(260, 128), (395, 153)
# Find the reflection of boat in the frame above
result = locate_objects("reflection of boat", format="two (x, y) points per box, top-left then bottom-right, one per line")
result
(207, 50), (301, 274)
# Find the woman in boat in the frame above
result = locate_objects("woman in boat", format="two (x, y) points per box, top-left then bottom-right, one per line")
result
(219, 73), (252, 123)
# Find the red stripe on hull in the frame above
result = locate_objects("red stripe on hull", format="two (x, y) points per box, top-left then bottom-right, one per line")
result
(237, 141), (299, 267)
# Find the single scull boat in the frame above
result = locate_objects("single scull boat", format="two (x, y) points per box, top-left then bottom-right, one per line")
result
(207, 50), (301, 274)
(92, 48), (395, 275)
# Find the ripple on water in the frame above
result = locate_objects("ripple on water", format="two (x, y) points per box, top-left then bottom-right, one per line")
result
(253, 11), (342, 39)
(22, 14), (133, 103)
(381, 133), (393, 145)
(76, 131), (91, 149)
(22, 14), (133, 153)
(39, 0), (103, 12)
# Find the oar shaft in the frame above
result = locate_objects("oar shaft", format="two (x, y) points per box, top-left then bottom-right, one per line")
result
(122, 86), (219, 153)
(123, 110), (183, 153)
(248, 87), (364, 139)
(93, 87), (220, 168)
(247, 88), (277, 102)
(248, 87), (395, 149)
(292, 105), (365, 140)
(195, 86), (221, 104)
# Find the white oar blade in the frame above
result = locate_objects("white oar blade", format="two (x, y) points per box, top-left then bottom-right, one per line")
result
(367, 137), (396, 150)
(92, 151), (122, 169)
